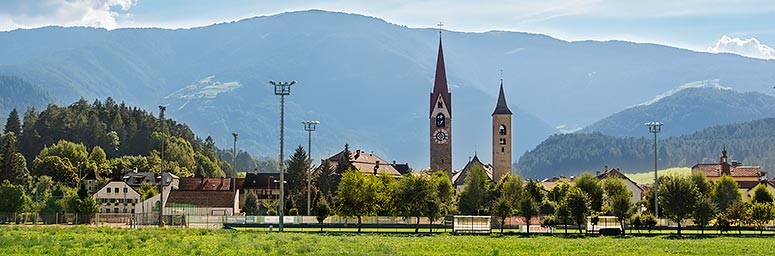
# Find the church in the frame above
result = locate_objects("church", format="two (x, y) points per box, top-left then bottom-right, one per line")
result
(428, 30), (513, 184)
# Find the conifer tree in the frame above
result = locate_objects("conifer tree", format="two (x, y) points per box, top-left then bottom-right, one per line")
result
(3, 108), (21, 135)
(0, 132), (30, 186)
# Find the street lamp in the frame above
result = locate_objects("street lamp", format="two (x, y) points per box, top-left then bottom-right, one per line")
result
(270, 80), (295, 232)
(302, 120), (320, 216)
(645, 121), (663, 221)
(158, 105), (166, 227)
(232, 132), (238, 193)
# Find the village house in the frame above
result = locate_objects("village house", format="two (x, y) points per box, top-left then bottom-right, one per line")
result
(320, 149), (406, 178)
(691, 149), (768, 201)
(451, 154), (494, 192)
(595, 167), (644, 205)
(92, 180), (141, 214)
(164, 177), (240, 216)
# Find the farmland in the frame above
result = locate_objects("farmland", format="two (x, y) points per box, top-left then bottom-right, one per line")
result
(1, 226), (773, 255)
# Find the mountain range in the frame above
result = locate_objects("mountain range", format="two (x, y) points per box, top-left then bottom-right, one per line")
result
(1, 10), (775, 170)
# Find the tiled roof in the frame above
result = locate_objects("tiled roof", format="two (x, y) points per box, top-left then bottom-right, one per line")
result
(324, 150), (403, 177)
(241, 173), (281, 189)
(691, 164), (761, 177)
(167, 191), (234, 208)
(177, 178), (236, 191)
(122, 172), (179, 187)
(738, 181), (763, 190)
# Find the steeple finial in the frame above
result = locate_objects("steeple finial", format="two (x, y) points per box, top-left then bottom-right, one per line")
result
(500, 68), (503, 83)
(437, 22), (444, 35)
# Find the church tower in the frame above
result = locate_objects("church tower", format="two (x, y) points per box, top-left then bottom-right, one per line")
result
(430, 32), (452, 177)
(492, 78), (512, 182)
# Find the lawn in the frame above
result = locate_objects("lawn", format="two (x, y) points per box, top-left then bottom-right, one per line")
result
(1, 226), (774, 255)
(625, 167), (691, 185)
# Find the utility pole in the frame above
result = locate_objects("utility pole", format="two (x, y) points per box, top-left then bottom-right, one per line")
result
(271, 80), (295, 232)
(232, 132), (238, 194)
(302, 120), (319, 216)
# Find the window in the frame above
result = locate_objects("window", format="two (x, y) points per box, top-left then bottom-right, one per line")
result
(110, 198), (115, 203)
(107, 187), (111, 193)
(499, 125), (507, 135)
(114, 208), (119, 213)
(437, 102), (443, 108)
(123, 188), (128, 193)
(106, 209), (111, 213)
(499, 138), (506, 145)
(436, 113), (446, 127)
(131, 209), (135, 213)
(123, 208), (128, 213)
(501, 147), (505, 153)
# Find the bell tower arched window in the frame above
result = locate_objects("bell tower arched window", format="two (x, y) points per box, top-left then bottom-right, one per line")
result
(499, 125), (507, 135)
(436, 113), (446, 127)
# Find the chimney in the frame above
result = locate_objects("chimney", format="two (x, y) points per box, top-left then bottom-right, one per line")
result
(604, 166), (608, 172)
(596, 171), (600, 176)
(393, 161), (396, 165)
(374, 161), (380, 175)
(355, 150), (361, 159)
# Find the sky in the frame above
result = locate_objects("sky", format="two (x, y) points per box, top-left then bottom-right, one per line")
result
(1, 0), (775, 59)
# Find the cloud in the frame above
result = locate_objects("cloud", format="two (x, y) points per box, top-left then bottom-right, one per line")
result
(708, 35), (775, 60)
(0, 0), (137, 30)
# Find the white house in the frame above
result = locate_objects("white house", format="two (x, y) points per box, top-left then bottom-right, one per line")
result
(93, 181), (141, 214)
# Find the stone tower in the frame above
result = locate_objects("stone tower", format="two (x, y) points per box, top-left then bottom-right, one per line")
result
(430, 34), (452, 177)
(492, 79), (512, 182)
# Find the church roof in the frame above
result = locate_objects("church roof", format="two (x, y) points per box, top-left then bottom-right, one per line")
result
(430, 36), (451, 117)
(452, 154), (494, 186)
(492, 80), (512, 115)
(323, 149), (403, 178)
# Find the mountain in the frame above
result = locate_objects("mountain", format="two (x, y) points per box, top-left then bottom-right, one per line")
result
(0, 75), (54, 127)
(581, 81), (775, 137)
(517, 118), (775, 179)
(2, 10), (775, 169)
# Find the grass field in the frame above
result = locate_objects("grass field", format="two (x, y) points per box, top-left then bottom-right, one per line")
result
(625, 167), (691, 185)
(2, 226), (774, 255)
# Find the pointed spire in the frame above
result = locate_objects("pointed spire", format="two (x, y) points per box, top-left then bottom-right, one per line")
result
(492, 79), (512, 115)
(430, 34), (451, 116)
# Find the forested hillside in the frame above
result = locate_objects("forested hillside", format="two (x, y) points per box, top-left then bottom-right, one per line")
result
(517, 118), (775, 179)
(6, 98), (233, 178)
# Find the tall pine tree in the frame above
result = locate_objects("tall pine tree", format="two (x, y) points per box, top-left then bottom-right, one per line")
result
(0, 132), (30, 186)
(4, 108), (21, 134)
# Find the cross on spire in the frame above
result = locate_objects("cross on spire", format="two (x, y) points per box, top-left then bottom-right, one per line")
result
(500, 68), (503, 83)
(437, 22), (444, 34)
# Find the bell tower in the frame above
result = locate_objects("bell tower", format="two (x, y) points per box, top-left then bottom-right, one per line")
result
(430, 28), (452, 177)
(492, 78), (512, 182)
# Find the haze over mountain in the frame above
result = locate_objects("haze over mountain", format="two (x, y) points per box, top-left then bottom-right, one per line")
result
(581, 81), (775, 137)
(518, 118), (775, 179)
(1, 10), (775, 169)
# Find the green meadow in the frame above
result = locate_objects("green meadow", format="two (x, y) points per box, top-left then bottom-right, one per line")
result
(625, 167), (691, 185)
(1, 226), (773, 255)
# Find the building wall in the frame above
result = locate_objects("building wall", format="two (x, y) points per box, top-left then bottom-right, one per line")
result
(93, 181), (141, 214)
(492, 113), (511, 182)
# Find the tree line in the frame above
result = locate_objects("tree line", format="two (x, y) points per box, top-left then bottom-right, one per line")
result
(518, 118), (775, 179)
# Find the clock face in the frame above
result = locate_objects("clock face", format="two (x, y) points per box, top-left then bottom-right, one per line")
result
(433, 129), (448, 144)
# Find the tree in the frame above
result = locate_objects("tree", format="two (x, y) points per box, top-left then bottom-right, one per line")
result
(751, 184), (774, 204)
(518, 189), (540, 234)
(629, 213), (642, 233)
(137, 182), (158, 201)
(428, 170), (455, 227)
(32, 155), (78, 185)
(748, 202), (775, 234)
(575, 173), (604, 212)
(690, 172), (711, 197)
(243, 191), (259, 215)
(566, 187), (590, 234)
(658, 175), (700, 235)
(458, 162), (494, 215)
(492, 174), (522, 233)
(313, 197), (331, 232)
(547, 180), (571, 203)
(316, 161), (338, 200)
(4, 108), (21, 134)
(335, 169), (378, 233)
(335, 144), (353, 175)
(36, 140), (89, 170)
(0, 132), (30, 186)
(641, 213), (657, 233)
(0, 180), (27, 213)
(87, 145), (109, 173)
(392, 174), (431, 233)
(693, 197), (716, 234)
(726, 201), (749, 234)
(602, 177), (633, 234)
(713, 175), (742, 212)
(286, 145), (310, 209)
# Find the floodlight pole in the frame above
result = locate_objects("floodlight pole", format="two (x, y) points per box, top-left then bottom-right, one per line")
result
(302, 120), (319, 216)
(645, 121), (663, 221)
(232, 132), (238, 193)
(271, 80), (295, 232)
(158, 105), (166, 227)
